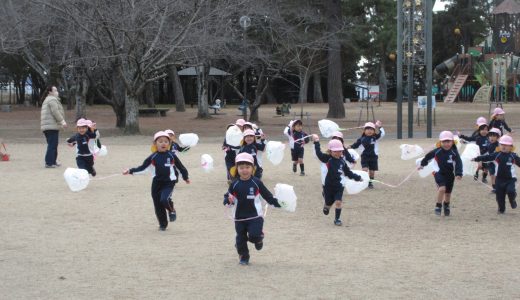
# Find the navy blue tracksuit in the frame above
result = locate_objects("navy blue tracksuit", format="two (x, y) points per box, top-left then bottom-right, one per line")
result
(129, 151), (189, 229)
(350, 132), (383, 171)
(288, 129), (309, 161)
(223, 139), (239, 181)
(314, 142), (362, 206)
(474, 152), (520, 212)
(223, 177), (280, 260)
(485, 141), (499, 175)
(489, 119), (512, 136)
(421, 147), (463, 193)
(239, 141), (266, 178)
(67, 130), (97, 175)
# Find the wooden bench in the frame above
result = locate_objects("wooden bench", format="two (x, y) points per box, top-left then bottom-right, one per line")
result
(138, 108), (170, 117)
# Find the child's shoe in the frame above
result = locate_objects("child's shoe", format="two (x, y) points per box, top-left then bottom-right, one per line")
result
(491, 189), (496, 194)
(473, 171), (479, 181)
(368, 182), (374, 189)
(239, 255), (249, 265)
(254, 241), (263, 250)
(482, 173), (488, 183)
(169, 212), (177, 222)
(91, 169), (96, 177)
(158, 226), (167, 231)
(300, 171), (305, 176)
(292, 164), (297, 173)
(334, 219), (342, 226)
(323, 207), (330, 215)
(434, 204), (442, 216)
(510, 198), (517, 209)
(443, 203), (451, 216)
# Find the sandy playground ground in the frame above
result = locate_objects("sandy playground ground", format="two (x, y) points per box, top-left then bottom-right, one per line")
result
(1, 102), (520, 299)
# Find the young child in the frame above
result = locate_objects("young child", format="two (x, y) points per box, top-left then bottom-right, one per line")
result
(458, 117), (489, 182)
(348, 121), (385, 188)
(313, 137), (362, 226)
(66, 118), (98, 176)
(330, 131), (357, 167)
(239, 129), (266, 179)
(164, 129), (189, 153)
(243, 122), (265, 168)
(419, 131), (463, 216)
(123, 131), (190, 231)
(284, 119), (310, 176)
(473, 135), (520, 214)
(223, 152), (281, 265)
(222, 119), (246, 184)
(489, 107), (514, 136)
(486, 128), (502, 193)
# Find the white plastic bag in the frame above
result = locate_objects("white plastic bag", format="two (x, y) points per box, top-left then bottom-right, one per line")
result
(461, 143), (480, 176)
(265, 141), (286, 165)
(400, 144), (424, 160)
(200, 154), (214, 173)
(416, 157), (439, 178)
(347, 149), (360, 168)
(344, 170), (370, 195)
(225, 125), (243, 147)
(64, 167), (90, 192)
(178, 133), (199, 147)
(453, 135), (462, 151)
(96, 145), (108, 157)
(318, 119), (340, 138)
(274, 183), (297, 212)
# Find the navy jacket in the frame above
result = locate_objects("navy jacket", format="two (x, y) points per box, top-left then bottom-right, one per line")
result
(421, 147), (463, 176)
(314, 142), (362, 189)
(489, 119), (512, 135)
(350, 132), (383, 157)
(224, 177), (281, 219)
(460, 133), (490, 154)
(474, 152), (520, 180)
(290, 129), (309, 150)
(486, 141), (499, 155)
(239, 141), (266, 168)
(129, 151), (189, 183)
(67, 130), (97, 155)
(222, 139), (239, 164)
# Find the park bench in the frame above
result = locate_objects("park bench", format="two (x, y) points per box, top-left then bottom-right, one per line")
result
(138, 107), (169, 117)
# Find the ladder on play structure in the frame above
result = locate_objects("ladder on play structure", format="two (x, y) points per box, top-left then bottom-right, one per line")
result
(444, 75), (469, 103)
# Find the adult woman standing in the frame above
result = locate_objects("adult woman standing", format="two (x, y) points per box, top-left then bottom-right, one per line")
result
(40, 86), (67, 168)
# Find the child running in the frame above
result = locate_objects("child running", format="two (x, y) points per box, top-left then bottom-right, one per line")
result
(123, 131), (190, 231)
(419, 131), (463, 216)
(459, 117), (489, 182)
(489, 107), (514, 136)
(313, 136), (363, 226)
(165, 129), (190, 153)
(223, 119), (245, 184)
(223, 152), (281, 265)
(473, 135), (520, 214)
(330, 131), (357, 166)
(486, 128), (502, 193)
(66, 118), (98, 176)
(348, 121), (385, 189)
(239, 129), (266, 179)
(284, 119), (310, 176)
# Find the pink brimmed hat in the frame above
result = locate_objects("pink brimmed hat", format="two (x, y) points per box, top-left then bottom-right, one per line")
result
(499, 135), (513, 146)
(331, 131), (343, 139)
(243, 129), (256, 137)
(153, 131), (169, 141)
(364, 122), (376, 129)
(76, 118), (89, 127)
(439, 131), (454, 141)
(235, 152), (254, 164)
(164, 129), (175, 135)
(475, 116), (487, 126)
(488, 128), (502, 136)
(235, 119), (246, 126)
(328, 139), (344, 152)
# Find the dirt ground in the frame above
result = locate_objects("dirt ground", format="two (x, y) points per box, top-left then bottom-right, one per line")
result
(1, 102), (520, 299)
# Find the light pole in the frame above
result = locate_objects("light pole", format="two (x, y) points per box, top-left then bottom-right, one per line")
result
(239, 15), (251, 119)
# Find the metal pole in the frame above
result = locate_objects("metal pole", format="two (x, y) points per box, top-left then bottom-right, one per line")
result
(426, 0), (433, 138)
(407, 3), (414, 138)
(396, 0), (403, 139)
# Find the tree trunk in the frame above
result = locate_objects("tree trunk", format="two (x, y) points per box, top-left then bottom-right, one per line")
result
(124, 92), (140, 134)
(75, 76), (88, 120)
(196, 64), (210, 119)
(313, 72), (324, 103)
(112, 70), (126, 128)
(379, 58), (387, 101)
(265, 85), (277, 104)
(168, 65), (186, 112)
(145, 82), (155, 108)
(326, 0), (345, 118)
(249, 70), (269, 122)
(298, 69), (311, 104)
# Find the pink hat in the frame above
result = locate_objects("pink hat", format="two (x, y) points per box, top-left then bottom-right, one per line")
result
(243, 129), (256, 137)
(439, 131), (454, 141)
(153, 131), (169, 141)
(243, 122), (254, 128)
(488, 128), (502, 136)
(375, 120), (382, 127)
(164, 129), (175, 135)
(235, 152), (254, 164)
(493, 107), (505, 115)
(328, 139), (344, 152)
(499, 135), (513, 146)
(331, 131), (343, 139)
(364, 122), (376, 129)
(235, 119), (246, 126)
(76, 118), (89, 127)
(477, 121), (488, 128)
(475, 116), (487, 125)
